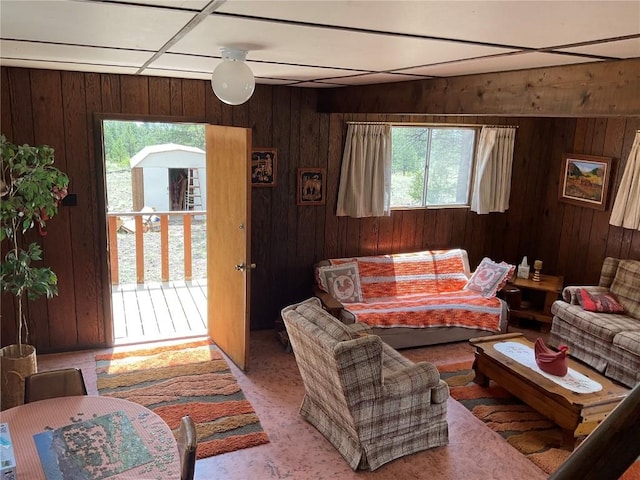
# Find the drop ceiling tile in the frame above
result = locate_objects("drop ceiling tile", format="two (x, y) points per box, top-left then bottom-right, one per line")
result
(0, 0), (194, 50)
(0, 41), (152, 67)
(292, 81), (345, 88)
(251, 78), (297, 86)
(148, 53), (218, 74)
(0, 58), (139, 75)
(558, 38), (640, 59)
(142, 68), (211, 80)
(217, 1), (640, 49)
(115, 0), (211, 9)
(0, 0), (636, 87)
(169, 15), (512, 72)
(399, 52), (599, 77)
(322, 72), (433, 86)
(150, 53), (378, 82)
(250, 63), (368, 81)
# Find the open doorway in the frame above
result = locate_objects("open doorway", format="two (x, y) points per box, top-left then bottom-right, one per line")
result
(102, 120), (208, 345)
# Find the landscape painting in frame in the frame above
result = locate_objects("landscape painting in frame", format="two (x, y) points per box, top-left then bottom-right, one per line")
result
(558, 153), (612, 211)
(251, 148), (277, 187)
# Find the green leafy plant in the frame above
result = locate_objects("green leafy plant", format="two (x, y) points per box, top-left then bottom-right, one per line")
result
(0, 134), (69, 350)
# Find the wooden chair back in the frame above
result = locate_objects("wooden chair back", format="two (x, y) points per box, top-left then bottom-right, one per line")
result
(24, 367), (88, 403)
(178, 415), (197, 480)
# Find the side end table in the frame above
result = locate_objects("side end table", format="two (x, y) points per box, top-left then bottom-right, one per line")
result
(508, 274), (564, 330)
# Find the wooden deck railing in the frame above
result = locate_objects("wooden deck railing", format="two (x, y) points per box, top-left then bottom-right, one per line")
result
(107, 210), (206, 285)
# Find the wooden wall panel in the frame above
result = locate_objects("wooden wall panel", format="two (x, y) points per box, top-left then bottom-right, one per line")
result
(249, 86), (274, 328)
(1, 65), (638, 353)
(181, 79), (206, 118)
(543, 117), (640, 285)
(169, 78), (183, 116)
(120, 76), (148, 115)
(323, 114), (343, 260)
(149, 77), (171, 116)
(295, 91), (320, 299)
(318, 59), (640, 117)
(1, 68), (18, 346)
(61, 71), (102, 346)
(278, 88), (302, 303)
(536, 118), (577, 275)
(269, 87), (293, 316)
(84, 72), (107, 345)
(30, 70), (76, 347)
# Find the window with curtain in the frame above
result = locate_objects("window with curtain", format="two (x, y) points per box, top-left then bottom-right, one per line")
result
(390, 126), (476, 208)
(610, 131), (640, 231)
(336, 123), (392, 218)
(470, 126), (517, 214)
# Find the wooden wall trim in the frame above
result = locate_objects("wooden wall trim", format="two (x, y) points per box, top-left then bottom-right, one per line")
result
(318, 58), (640, 117)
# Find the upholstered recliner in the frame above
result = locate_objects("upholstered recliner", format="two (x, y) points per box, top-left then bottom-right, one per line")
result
(281, 297), (449, 471)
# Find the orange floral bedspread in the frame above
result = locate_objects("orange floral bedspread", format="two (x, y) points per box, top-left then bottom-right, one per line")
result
(339, 292), (502, 331)
(328, 250), (503, 332)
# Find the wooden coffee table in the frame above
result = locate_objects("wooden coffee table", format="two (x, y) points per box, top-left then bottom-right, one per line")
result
(469, 332), (629, 450)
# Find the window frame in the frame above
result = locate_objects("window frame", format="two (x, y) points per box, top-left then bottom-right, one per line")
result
(389, 124), (479, 210)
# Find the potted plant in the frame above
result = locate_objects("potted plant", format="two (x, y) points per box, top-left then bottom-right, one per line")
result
(0, 134), (69, 409)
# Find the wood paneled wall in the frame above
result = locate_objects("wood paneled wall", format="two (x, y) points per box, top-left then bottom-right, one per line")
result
(318, 58), (640, 117)
(321, 115), (640, 287)
(537, 117), (640, 285)
(1, 66), (638, 353)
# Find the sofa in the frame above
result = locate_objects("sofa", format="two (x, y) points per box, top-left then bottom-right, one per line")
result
(313, 249), (509, 349)
(281, 297), (449, 471)
(550, 257), (640, 388)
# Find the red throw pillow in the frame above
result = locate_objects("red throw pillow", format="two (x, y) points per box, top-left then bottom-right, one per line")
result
(578, 288), (625, 313)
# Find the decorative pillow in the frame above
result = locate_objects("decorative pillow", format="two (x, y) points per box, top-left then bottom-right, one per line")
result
(577, 288), (625, 313)
(498, 263), (516, 291)
(464, 257), (513, 298)
(317, 262), (363, 303)
(315, 265), (328, 292)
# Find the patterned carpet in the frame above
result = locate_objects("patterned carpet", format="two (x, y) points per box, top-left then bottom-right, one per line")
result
(95, 339), (269, 459)
(440, 361), (639, 477)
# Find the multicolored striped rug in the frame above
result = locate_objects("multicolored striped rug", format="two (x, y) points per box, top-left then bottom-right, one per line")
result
(95, 339), (269, 459)
(440, 361), (640, 478)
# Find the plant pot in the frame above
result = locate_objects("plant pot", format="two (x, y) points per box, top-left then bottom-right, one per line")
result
(0, 344), (37, 410)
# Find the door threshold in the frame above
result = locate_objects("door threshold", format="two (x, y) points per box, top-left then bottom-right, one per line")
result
(113, 332), (209, 348)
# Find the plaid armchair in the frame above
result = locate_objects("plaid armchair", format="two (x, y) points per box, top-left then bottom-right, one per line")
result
(281, 297), (449, 471)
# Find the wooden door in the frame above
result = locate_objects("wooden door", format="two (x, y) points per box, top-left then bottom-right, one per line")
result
(205, 125), (252, 370)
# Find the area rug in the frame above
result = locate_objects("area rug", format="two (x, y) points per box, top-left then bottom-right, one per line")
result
(95, 339), (269, 459)
(440, 361), (640, 478)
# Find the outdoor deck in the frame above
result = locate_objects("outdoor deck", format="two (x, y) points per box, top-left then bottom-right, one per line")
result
(111, 279), (208, 345)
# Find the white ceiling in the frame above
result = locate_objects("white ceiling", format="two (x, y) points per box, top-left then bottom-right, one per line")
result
(1, 0), (639, 88)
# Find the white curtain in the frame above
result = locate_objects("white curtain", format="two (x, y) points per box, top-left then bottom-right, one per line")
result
(470, 126), (517, 214)
(336, 123), (392, 218)
(610, 131), (640, 230)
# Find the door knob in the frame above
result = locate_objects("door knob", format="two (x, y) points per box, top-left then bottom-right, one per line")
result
(235, 263), (257, 271)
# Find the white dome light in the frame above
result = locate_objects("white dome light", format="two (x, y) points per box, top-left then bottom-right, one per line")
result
(211, 47), (255, 106)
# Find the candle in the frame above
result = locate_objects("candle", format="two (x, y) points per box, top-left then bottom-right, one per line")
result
(534, 260), (543, 270)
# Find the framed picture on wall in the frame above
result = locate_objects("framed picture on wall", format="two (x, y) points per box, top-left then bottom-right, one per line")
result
(251, 148), (277, 187)
(297, 168), (326, 205)
(558, 153), (613, 211)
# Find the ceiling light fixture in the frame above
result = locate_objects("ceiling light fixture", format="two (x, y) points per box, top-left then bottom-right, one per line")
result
(211, 47), (255, 106)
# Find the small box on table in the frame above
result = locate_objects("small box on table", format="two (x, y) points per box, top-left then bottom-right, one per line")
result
(0, 422), (16, 480)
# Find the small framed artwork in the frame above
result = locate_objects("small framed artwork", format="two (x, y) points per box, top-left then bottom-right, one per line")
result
(558, 153), (613, 211)
(251, 148), (277, 187)
(297, 168), (326, 206)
